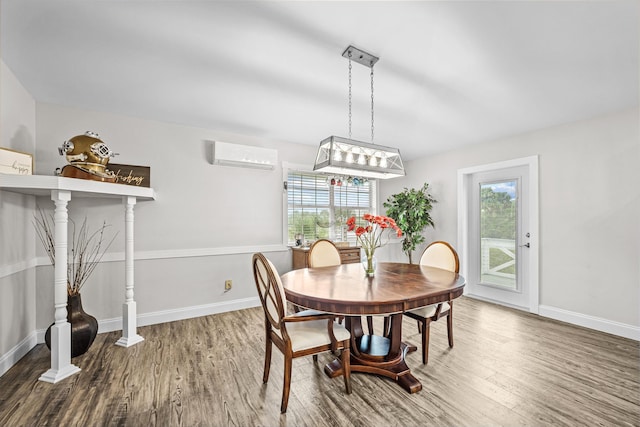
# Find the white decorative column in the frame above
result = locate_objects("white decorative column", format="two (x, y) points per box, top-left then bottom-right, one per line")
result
(39, 190), (81, 383)
(116, 196), (144, 347)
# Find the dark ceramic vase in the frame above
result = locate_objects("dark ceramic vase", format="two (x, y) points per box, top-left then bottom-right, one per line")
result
(45, 293), (98, 358)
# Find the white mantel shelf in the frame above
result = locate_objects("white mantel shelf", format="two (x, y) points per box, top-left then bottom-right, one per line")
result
(0, 174), (155, 383)
(0, 174), (156, 199)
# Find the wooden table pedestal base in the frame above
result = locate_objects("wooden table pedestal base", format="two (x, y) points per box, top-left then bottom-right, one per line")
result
(324, 334), (422, 393)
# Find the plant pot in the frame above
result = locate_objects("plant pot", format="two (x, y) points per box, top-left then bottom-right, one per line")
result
(45, 293), (98, 358)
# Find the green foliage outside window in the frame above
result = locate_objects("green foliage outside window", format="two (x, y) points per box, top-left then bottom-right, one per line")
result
(480, 185), (517, 277)
(287, 210), (330, 242)
(480, 187), (516, 240)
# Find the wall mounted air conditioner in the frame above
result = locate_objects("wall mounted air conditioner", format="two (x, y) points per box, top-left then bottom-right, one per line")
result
(212, 141), (277, 170)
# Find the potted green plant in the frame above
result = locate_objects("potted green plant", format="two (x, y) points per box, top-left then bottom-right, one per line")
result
(384, 183), (437, 264)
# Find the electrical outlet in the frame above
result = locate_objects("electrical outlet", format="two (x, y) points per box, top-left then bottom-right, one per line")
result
(224, 280), (232, 291)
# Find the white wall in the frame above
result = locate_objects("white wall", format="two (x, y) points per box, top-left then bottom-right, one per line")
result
(0, 59), (37, 371)
(379, 108), (640, 332)
(33, 103), (316, 330)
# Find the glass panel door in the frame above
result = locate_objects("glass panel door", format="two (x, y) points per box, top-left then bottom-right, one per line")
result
(466, 165), (531, 309)
(480, 180), (518, 290)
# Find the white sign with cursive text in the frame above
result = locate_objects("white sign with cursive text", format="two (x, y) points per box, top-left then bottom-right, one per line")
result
(0, 147), (33, 175)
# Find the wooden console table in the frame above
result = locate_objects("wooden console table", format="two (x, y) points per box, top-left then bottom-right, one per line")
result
(291, 245), (360, 270)
(0, 175), (155, 383)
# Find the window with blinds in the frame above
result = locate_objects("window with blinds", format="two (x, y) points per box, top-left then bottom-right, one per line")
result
(287, 171), (375, 245)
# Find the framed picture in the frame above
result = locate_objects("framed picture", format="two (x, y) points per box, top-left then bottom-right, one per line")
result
(0, 147), (33, 175)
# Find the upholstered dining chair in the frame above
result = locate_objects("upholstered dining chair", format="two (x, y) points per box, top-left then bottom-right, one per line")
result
(308, 240), (374, 335)
(403, 241), (460, 364)
(291, 239), (341, 314)
(307, 239), (342, 268)
(252, 253), (352, 413)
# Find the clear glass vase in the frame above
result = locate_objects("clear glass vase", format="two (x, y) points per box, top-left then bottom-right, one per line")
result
(362, 253), (377, 277)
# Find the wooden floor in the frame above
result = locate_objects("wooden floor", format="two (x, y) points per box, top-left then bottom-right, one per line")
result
(1, 297), (638, 426)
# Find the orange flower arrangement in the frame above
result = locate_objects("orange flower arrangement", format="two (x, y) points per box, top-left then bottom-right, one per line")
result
(346, 214), (403, 276)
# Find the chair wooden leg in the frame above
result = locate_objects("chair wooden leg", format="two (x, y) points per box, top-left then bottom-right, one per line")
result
(383, 316), (390, 337)
(263, 333), (272, 383)
(417, 319), (422, 334)
(447, 305), (454, 348)
(313, 354), (318, 362)
(341, 347), (352, 394)
(422, 319), (431, 365)
(281, 354), (293, 413)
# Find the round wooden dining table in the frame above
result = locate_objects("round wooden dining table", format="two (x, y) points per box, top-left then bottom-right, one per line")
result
(280, 262), (466, 393)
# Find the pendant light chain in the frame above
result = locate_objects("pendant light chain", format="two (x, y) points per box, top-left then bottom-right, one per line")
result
(348, 52), (353, 139)
(370, 65), (375, 143)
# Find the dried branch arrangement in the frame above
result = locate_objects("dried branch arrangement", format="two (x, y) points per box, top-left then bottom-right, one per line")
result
(34, 208), (117, 295)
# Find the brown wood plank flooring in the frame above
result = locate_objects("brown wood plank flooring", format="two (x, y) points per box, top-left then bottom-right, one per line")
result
(0, 297), (638, 426)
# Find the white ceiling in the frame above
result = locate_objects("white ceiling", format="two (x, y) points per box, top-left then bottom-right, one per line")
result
(1, 1), (638, 161)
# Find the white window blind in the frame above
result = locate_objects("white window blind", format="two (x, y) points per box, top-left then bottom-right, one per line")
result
(287, 171), (375, 245)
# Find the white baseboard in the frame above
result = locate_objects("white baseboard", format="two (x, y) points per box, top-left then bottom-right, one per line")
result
(30, 298), (264, 340)
(464, 294), (639, 341)
(8, 297), (263, 376)
(538, 305), (639, 341)
(97, 296), (261, 333)
(36, 329), (45, 343)
(0, 331), (38, 377)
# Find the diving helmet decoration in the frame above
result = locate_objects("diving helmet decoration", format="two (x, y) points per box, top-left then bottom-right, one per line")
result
(58, 131), (118, 182)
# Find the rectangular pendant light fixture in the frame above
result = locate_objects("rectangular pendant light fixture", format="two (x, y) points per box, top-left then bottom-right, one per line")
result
(313, 136), (405, 179)
(313, 45), (405, 180)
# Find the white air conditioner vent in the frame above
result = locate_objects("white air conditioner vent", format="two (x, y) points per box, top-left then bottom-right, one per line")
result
(212, 141), (277, 170)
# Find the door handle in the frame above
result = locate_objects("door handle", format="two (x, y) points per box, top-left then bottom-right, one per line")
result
(519, 243), (530, 248)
